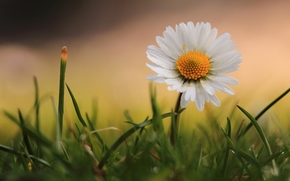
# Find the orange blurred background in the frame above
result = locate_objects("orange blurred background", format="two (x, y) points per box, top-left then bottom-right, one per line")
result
(0, 0), (289, 137)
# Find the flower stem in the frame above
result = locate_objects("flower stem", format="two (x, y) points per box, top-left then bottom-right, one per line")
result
(170, 93), (182, 145)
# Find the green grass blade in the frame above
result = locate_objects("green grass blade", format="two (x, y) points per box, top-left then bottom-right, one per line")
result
(221, 127), (261, 168)
(226, 117), (231, 138)
(58, 46), (68, 136)
(33, 76), (40, 132)
(18, 109), (34, 156)
(2, 110), (52, 148)
(221, 128), (262, 179)
(237, 105), (272, 156)
(98, 120), (151, 169)
(237, 105), (277, 171)
(90, 98), (98, 126)
(0, 144), (52, 169)
(98, 110), (183, 169)
(255, 88), (289, 120)
(51, 96), (62, 153)
(133, 126), (145, 152)
(124, 110), (134, 124)
(150, 84), (163, 132)
(3, 110), (20, 126)
(239, 88), (290, 139)
(66, 84), (87, 127)
(61, 142), (70, 161)
(84, 127), (102, 161)
(221, 117), (232, 177)
(261, 150), (285, 167)
(33, 76), (43, 159)
(86, 113), (108, 152)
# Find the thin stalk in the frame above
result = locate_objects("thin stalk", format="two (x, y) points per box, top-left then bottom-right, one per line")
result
(170, 93), (182, 145)
(58, 46), (68, 136)
(33, 76), (42, 159)
(33, 76), (40, 132)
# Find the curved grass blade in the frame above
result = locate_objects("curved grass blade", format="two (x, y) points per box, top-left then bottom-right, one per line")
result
(66, 84), (87, 127)
(0, 144), (52, 169)
(237, 106), (273, 156)
(98, 118), (152, 169)
(3, 110), (51, 148)
(237, 105), (277, 171)
(221, 127), (261, 169)
(261, 150), (286, 167)
(221, 127), (263, 180)
(98, 109), (184, 169)
(3, 110), (20, 126)
(238, 88), (289, 139)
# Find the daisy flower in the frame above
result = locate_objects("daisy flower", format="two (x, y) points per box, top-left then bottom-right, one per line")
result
(146, 22), (241, 111)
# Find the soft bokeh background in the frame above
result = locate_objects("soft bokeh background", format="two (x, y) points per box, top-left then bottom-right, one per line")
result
(0, 0), (289, 138)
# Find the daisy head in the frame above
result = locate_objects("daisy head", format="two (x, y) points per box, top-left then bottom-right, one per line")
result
(146, 22), (242, 111)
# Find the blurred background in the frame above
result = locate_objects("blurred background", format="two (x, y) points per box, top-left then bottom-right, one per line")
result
(0, 0), (289, 138)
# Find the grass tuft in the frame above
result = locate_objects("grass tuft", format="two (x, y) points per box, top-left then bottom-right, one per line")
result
(0, 47), (289, 180)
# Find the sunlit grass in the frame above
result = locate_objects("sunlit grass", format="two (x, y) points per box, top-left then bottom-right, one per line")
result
(0, 47), (289, 181)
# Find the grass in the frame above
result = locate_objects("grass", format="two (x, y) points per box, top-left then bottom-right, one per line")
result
(0, 47), (289, 181)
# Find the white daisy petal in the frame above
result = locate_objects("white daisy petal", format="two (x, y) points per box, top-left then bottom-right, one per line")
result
(166, 78), (183, 91)
(211, 51), (241, 71)
(196, 22), (211, 50)
(212, 75), (239, 85)
(146, 22), (241, 111)
(195, 90), (205, 111)
(200, 80), (215, 95)
(168, 84), (181, 91)
(209, 94), (221, 107)
(156, 36), (179, 59)
(146, 75), (166, 83)
(176, 23), (189, 52)
(208, 80), (235, 95)
(146, 63), (179, 78)
(163, 28), (180, 53)
(218, 66), (240, 74)
(165, 77), (183, 85)
(203, 28), (218, 51)
(177, 83), (190, 92)
(190, 85), (197, 101)
(184, 88), (192, 100)
(181, 93), (190, 108)
(147, 45), (176, 63)
(208, 33), (234, 57)
(147, 54), (175, 69)
(185, 22), (196, 50)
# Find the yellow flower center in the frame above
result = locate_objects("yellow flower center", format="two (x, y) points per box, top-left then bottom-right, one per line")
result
(176, 51), (210, 80)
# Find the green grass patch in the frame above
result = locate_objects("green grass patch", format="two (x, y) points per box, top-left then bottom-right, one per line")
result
(0, 47), (289, 181)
